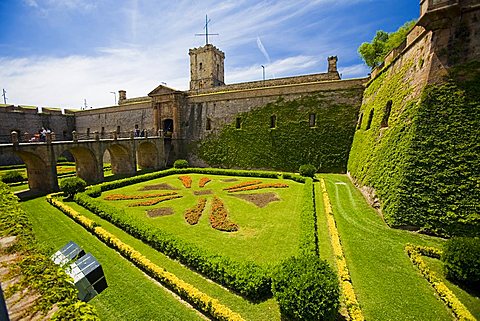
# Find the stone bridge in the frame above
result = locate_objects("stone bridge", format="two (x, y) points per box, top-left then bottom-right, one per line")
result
(0, 131), (166, 192)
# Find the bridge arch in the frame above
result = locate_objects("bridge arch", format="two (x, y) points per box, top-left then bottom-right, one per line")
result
(137, 141), (159, 170)
(104, 143), (135, 176)
(68, 146), (103, 184)
(14, 150), (57, 191)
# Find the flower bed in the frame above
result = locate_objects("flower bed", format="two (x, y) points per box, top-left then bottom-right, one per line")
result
(199, 177), (211, 188)
(104, 191), (178, 200)
(210, 197), (238, 232)
(127, 194), (183, 207)
(178, 175), (192, 188)
(223, 180), (262, 191)
(405, 244), (475, 321)
(226, 183), (289, 193)
(320, 178), (364, 321)
(73, 191), (271, 300)
(184, 198), (207, 225)
(72, 168), (314, 300)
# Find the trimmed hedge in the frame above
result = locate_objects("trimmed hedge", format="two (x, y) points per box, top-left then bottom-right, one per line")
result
(299, 178), (318, 257)
(173, 159), (189, 168)
(272, 255), (339, 321)
(1, 170), (25, 183)
(299, 164), (316, 178)
(0, 183), (99, 320)
(442, 237), (480, 286)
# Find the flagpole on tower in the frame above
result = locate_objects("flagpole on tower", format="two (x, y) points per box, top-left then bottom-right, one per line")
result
(195, 14), (219, 45)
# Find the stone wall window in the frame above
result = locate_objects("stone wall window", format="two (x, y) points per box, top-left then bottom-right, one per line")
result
(357, 113), (363, 130)
(381, 100), (392, 128)
(270, 115), (277, 128)
(116, 126), (121, 134)
(236, 117), (242, 129)
(206, 118), (212, 131)
(87, 128), (90, 137)
(199, 62), (203, 70)
(309, 113), (316, 127)
(101, 127), (105, 137)
(366, 109), (374, 130)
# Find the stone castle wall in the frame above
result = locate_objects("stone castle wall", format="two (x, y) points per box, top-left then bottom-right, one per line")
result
(189, 71), (340, 95)
(0, 105), (76, 165)
(183, 78), (366, 143)
(347, 0), (480, 236)
(0, 105), (76, 142)
(74, 99), (154, 138)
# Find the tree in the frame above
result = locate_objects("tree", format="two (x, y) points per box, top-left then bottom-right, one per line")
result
(359, 20), (416, 69)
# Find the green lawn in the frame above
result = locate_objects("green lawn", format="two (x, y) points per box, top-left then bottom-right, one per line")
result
(99, 173), (304, 265)
(320, 174), (454, 321)
(21, 198), (204, 321)
(16, 171), (479, 321)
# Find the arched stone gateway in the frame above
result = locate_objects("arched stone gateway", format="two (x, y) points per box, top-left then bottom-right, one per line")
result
(1, 134), (166, 192)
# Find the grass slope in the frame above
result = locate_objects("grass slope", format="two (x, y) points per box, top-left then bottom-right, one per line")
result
(321, 174), (453, 321)
(21, 197), (204, 321)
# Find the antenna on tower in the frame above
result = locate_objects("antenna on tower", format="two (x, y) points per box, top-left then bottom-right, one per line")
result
(195, 14), (219, 45)
(2, 89), (7, 104)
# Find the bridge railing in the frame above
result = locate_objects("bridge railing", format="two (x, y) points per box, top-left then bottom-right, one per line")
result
(4, 130), (166, 145)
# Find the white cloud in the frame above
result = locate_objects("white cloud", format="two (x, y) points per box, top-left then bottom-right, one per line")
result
(4, 0), (376, 109)
(226, 55), (320, 84)
(0, 47), (190, 109)
(338, 63), (370, 79)
(23, 0), (39, 8)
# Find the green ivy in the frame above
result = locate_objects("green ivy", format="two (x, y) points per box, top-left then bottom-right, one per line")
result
(348, 61), (480, 237)
(197, 94), (360, 173)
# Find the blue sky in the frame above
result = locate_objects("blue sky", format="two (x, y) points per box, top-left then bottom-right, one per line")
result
(0, 0), (419, 109)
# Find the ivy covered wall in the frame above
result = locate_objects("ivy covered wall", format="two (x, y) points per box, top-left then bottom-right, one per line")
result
(197, 93), (361, 173)
(348, 62), (480, 237)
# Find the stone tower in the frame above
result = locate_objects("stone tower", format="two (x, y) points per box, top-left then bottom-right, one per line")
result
(189, 44), (225, 90)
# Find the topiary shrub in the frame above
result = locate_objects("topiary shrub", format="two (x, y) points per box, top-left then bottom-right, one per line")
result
(299, 164), (316, 178)
(272, 255), (340, 320)
(60, 177), (87, 198)
(85, 185), (102, 198)
(1, 171), (25, 183)
(173, 159), (189, 169)
(442, 237), (480, 286)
